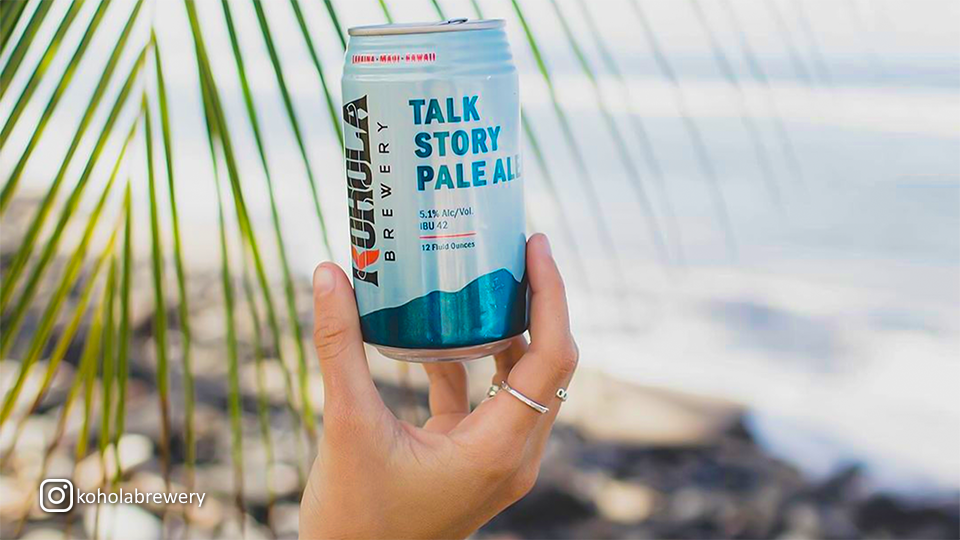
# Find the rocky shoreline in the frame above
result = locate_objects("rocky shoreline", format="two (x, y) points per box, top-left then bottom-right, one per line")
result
(1, 250), (957, 538)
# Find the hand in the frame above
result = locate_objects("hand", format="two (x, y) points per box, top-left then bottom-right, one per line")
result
(299, 233), (578, 539)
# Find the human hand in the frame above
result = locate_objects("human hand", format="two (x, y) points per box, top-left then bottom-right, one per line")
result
(299, 233), (578, 539)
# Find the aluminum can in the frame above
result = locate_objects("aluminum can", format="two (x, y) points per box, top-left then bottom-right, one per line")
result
(341, 19), (527, 362)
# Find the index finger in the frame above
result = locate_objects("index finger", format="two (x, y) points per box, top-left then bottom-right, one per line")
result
(312, 263), (386, 420)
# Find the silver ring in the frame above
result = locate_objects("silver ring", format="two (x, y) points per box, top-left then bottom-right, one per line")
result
(486, 384), (500, 399)
(556, 388), (568, 402)
(499, 381), (549, 414)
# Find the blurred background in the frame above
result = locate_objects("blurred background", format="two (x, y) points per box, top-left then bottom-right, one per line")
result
(1, 0), (958, 538)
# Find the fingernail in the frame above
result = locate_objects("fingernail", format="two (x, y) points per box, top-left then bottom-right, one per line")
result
(314, 264), (335, 295)
(541, 234), (552, 256)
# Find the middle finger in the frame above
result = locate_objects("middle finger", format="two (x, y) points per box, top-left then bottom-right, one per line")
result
(491, 335), (529, 387)
(423, 362), (469, 418)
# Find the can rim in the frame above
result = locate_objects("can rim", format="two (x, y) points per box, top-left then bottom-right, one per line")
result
(348, 18), (505, 36)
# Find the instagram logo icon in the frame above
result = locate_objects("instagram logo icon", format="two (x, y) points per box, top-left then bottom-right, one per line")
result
(40, 479), (74, 513)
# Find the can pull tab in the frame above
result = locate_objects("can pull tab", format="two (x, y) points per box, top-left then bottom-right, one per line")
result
(440, 18), (468, 25)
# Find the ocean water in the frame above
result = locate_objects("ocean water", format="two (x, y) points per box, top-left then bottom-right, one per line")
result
(1, 0), (957, 493)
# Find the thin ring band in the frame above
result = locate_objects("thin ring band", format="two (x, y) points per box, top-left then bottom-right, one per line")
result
(499, 381), (549, 414)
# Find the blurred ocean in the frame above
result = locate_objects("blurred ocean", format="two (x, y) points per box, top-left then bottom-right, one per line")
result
(2, 0), (957, 495)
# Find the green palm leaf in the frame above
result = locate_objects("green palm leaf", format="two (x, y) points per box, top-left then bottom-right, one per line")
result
(0, 0), (117, 183)
(217, 0), (316, 459)
(221, 194), (246, 531)
(113, 184), (133, 484)
(187, 0), (314, 452)
(240, 250), (278, 530)
(0, 0), (55, 97)
(0, 151), (128, 424)
(1, 0), (87, 134)
(10, 260), (113, 536)
(75, 239), (116, 540)
(376, 0), (394, 22)
(12, 314), (107, 535)
(0, 205), (120, 465)
(287, 0), (343, 145)
(543, 0), (672, 264)
(572, 0), (685, 264)
(320, 0), (346, 48)
(98, 257), (117, 458)
(181, 0), (297, 519)
(96, 258), (118, 540)
(0, 7), (146, 309)
(0, 0), (31, 53)
(250, 0), (332, 253)
(150, 31), (198, 496)
(626, 0), (738, 256)
(141, 95), (173, 490)
(686, 0), (781, 206)
(0, 55), (143, 359)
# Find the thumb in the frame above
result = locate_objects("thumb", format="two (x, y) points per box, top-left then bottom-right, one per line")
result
(312, 263), (383, 417)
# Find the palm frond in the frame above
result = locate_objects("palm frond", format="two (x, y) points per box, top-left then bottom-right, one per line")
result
(0, 15), (146, 309)
(0, 0), (31, 53)
(249, 0), (332, 253)
(544, 0), (670, 265)
(503, 0), (638, 296)
(217, 0), (314, 467)
(215, 2), (326, 454)
(686, 0), (782, 206)
(286, 0), (343, 144)
(0, 211), (118, 466)
(0, 145), (129, 424)
(0, 0), (117, 180)
(428, 0), (445, 19)
(625, 0), (738, 257)
(717, 0), (805, 190)
(11, 257), (112, 536)
(218, 97), (318, 454)
(187, 0), (314, 456)
(75, 280), (106, 462)
(141, 94), (173, 490)
(446, 0), (592, 287)
(112, 183), (134, 484)
(320, 0), (346, 48)
(240, 248), (278, 531)
(376, 0), (394, 23)
(150, 30), (197, 495)
(199, 123), (247, 527)
(98, 257), (118, 460)
(1, 0), (88, 134)
(573, 0), (685, 265)
(0, 0), (55, 97)
(181, 1), (289, 520)
(0, 67), (142, 359)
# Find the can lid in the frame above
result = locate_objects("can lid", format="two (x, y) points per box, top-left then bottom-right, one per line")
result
(348, 18), (504, 37)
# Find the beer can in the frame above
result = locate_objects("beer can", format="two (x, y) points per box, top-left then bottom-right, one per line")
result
(341, 19), (528, 362)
